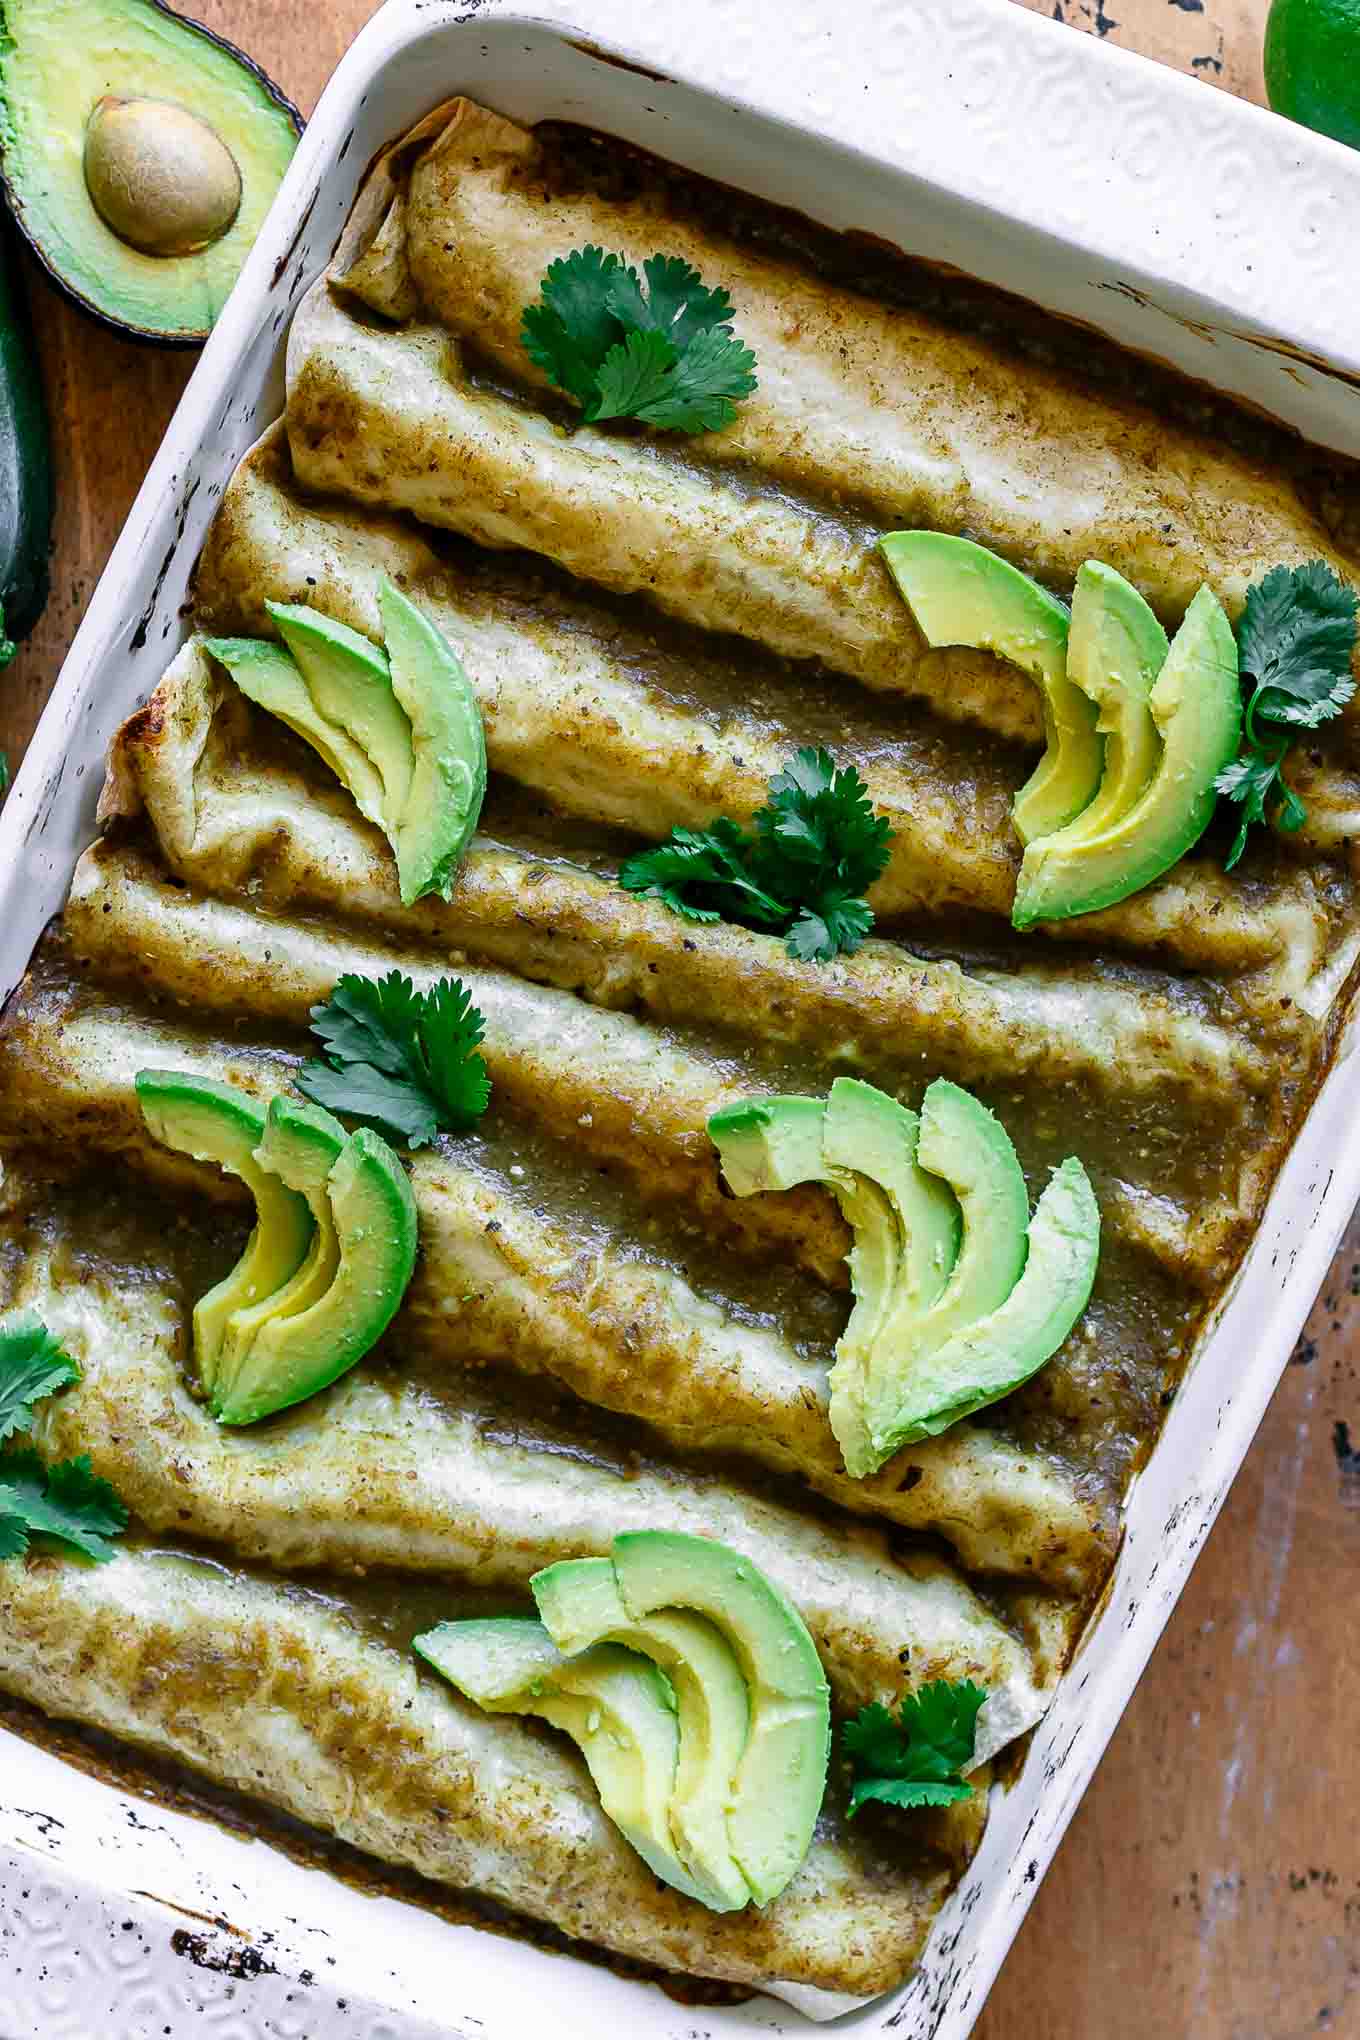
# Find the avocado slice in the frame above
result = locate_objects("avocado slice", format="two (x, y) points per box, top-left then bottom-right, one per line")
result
(0, 0), (299, 345)
(532, 1555), (752, 1911)
(413, 1616), (712, 1904)
(204, 636), (388, 830)
(216, 1124), (418, 1426)
(265, 602), (415, 825)
(1014, 585), (1241, 928)
(868, 1156), (1100, 1454)
(862, 1079), (1031, 1467)
(1064, 562), (1168, 836)
(134, 1069), (312, 1398)
(610, 1531), (830, 1908)
(378, 579), (488, 906)
(709, 1084), (960, 1476)
(879, 531), (1100, 844)
(214, 1097), (345, 1411)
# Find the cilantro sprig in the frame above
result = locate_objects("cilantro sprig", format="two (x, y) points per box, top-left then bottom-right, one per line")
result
(297, 970), (491, 1150)
(0, 1312), (129, 1563)
(522, 247), (757, 434)
(619, 748), (893, 963)
(842, 1678), (987, 1816)
(0, 1312), (80, 1442)
(0, 1450), (128, 1563)
(1215, 560), (1358, 869)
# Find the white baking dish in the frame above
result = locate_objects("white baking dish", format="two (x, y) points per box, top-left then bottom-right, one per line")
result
(4, 1), (1360, 2033)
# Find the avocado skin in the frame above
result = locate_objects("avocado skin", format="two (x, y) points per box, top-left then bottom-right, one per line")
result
(0, 222), (49, 642)
(0, 0), (301, 347)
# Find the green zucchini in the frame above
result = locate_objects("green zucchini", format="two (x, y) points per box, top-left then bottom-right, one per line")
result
(0, 222), (50, 653)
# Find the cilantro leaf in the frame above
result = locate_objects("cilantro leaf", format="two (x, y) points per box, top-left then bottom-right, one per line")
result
(607, 255), (737, 351)
(842, 1679), (988, 1817)
(755, 748), (894, 901)
(522, 244), (756, 434)
(619, 752), (892, 964)
(620, 819), (788, 927)
(521, 245), (628, 411)
(0, 1449), (129, 1563)
(0, 1313), (80, 1443)
(593, 329), (681, 424)
(1217, 560), (1358, 867)
(0, 751), (9, 799)
(632, 326), (758, 435)
(297, 969), (490, 1149)
(1238, 560), (1358, 731)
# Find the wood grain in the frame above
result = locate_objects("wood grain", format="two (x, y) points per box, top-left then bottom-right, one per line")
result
(3, 2), (1357, 2034)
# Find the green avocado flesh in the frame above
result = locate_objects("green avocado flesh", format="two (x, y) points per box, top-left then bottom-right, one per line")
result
(134, 1069), (312, 1398)
(266, 602), (415, 824)
(204, 636), (388, 830)
(218, 1124), (418, 1426)
(532, 1555), (753, 1911)
(710, 1079), (1100, 1477)
(610, 1531), (829, 1908)
(412, 1617), (711, 1903)
(0, 0), (298, 343)
(207, 592), (486, 908)
(1062, 562), (1168, 837)
(1014, 584), (1241, 929)
(214, 1097), (345, 1411)
(879, 530), (1100, 844)
(379, 577), (488, 904)
(873, 1157), (1100, 1453)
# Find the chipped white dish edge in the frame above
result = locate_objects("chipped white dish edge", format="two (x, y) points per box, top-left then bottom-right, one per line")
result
(4, 0), (1360, 2034)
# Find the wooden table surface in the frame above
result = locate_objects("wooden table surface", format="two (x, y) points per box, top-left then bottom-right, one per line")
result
(3, 1), (1356, 2035)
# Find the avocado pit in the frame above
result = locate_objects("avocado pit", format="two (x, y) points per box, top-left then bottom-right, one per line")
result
(83, 93), (242, 257)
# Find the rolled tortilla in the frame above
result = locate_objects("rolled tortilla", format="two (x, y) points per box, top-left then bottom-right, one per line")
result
(63, 838), (1274, 1294)
(0, 993), (1108, 1591)
(384, 99), (1360, 703)
(2, 1199), (1055, 1746)
(0, 1544), (947, 1999)
(196, 427), (1346, 982)
(97, 646), (1292, 1290)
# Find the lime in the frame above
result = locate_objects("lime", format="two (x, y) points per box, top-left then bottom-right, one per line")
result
(1265, 0), (1360, 149)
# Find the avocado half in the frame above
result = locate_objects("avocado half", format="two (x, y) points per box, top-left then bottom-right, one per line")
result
(0, 0), (302, 344)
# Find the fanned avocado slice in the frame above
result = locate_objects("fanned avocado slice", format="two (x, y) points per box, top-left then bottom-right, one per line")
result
(214, 1096), (346, 1413)
(1014, 585), (1241, 928)
(378, 578), (488, 906)
(0, 0), (300, 344)
(216, 1125), (418, 1426)
(610, 1531), (830, 1908)
(709, 1084), (960, 1476)
(1063, 561), (1168, 835)
(265, 602), (415, 823)
(863, 1080), (1031, 1467)
(413, 1617), (712, 1904)
(711, 1078), (1097, 1474)
(879, 530), (1100, 843)
(532, 1555), (752, 1911)
(134, 1069), (312, 1397)
(869, 1157), (1100, 1455)
(204, 636), (388, 829)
